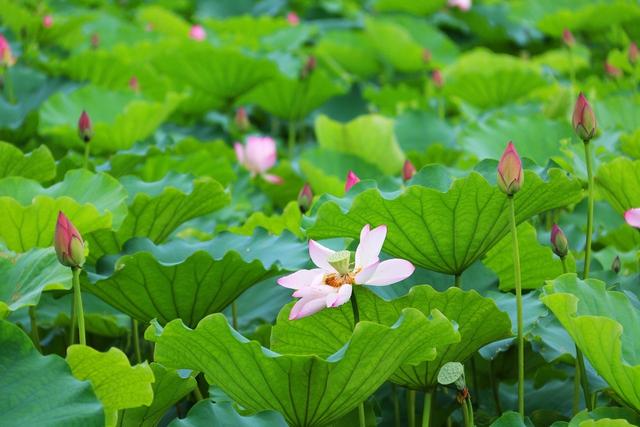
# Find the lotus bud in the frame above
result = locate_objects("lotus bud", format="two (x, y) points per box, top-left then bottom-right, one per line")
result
(235, 107), (250, 133)
(422, 48), (432, 64)
(562, 28), (575, 47)
(328, 250), (351, 275)
(129, 76), (139, 92)
(345, 170), (360, 192)
(629, 42), (639, 65)
(497, 141), (523, 196)
(611, 255), (621, 274)
(300, 55), (316, 80)
(550, 224), (569, 258)
(43, 15), (53, 29)
(54, 212), (85, 268)
(402, 159), (416, 181)
(297, 183), (313, 213)
(189, 25), (206, 41)
(0, 34), (16, 67)
(604, 61), (622, 78)
(432, 69), (443, 88)
(78, 110), (93, 143)
(572, 93), (597, 142)
(90, 33), (100, 49)
(287, 11), (300, 26)
(624, 208), (640, 228)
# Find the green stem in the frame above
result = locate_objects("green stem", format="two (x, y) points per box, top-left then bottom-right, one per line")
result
(83, 143), (90, 170)
(408, 390), (416, 427)
(193, 385), (204, 402)
(568, 47), (576, 103)
(583, 141), (594, 279)
(454, 274), (461, 288)
(572, 349), (581, 415)
(508, 196), (524, 416)
(465, 397), (475, 427)
(461, 398), (470, 427)
(232, 301), (238, 330)
(422, 391), (432, 427)
(393, 384), (401, 427)
(576, 347), (592, 410)
(72, 267), (86, 346)
(132, 319), (142, 364)
(70, 293), (77, 345)
(29, 306), (41, 352)
(351, 291), (365, 427)
(561, 257), (569, 275)
(358, 402), (366, 427)
(288, 120), (297, 160)
(438, 95), (445, 120)
(470, 356), (479, 405)
(489, 359), (502, 414)
(3, 69), (16, 104)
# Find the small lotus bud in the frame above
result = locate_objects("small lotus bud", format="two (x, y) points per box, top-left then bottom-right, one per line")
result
(129, 76), (139, 92)
(90, 33), (100, 49)
(422, 48), (432, 64)
(345, 170), (360, 192)
(604, 61), (622, 78)
(611, 255), (621, 274)
(629, 42), (639, 65)
(235, 107), (250, 133)
(432, 69), (443, 88)
(328, 250), (351, 275)
(78, 110), (93, 143)
(550, 224), (569, 258)
(43, 15), (53, 29)
(297, 183), (313, 213)
(0, 34), (16, 67)
(189, 25), (206, 41)
(300, 55), (316, 80)
(497, 141), (523, 196)
(402, 159), (416, 181)
(562, 28), (575, 47)
(54, 211), (85, 268)
(572, 93), (597, 142)
(287, 12), (300, 26)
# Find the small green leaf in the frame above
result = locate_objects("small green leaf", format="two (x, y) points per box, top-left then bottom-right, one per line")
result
(168, 400), (287, 427)
(230, 201), (302, 238)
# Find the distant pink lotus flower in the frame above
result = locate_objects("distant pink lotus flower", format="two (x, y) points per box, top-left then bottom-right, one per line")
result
(625, 208), (640, 228)
(562, 28), (575, 47)
(54, 211), (85, 268)
(448, 0), (471, 11)
(278, 224), (415, 319)
(345, 170), (360, 192)
(432, 69), (443, 88)
(189, 25), (206, 41)
(234, 136), (282, 184)
(235, 107), (250, 132)
(629, 42), (638, 65)
(402, 160), (416, 181)
(604, 61), (622, 78)
(497, 141), (523, 196)
(129, 76), (140, 92)
(287, 12), (300, 26)
(0, 34), (16, 67)
(43, 15), (54, 28)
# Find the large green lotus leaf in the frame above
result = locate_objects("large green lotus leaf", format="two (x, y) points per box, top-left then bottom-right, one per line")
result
(240, 69), (346, 121)
(86, 177), (229, 262)
(443, 49), (546, 109)
(38, 84), (182, 152)
(372, 0), (447, 15)
(485, 222), (576, 291)
(534, 0), (640, 35)
(459, 113), (571, 165)
(595, 95), (640, 133)
(230, 201), (303, 238)
(146, 307), (458, 427)
(541, 274), (640, 411)
(0, 142), (55, 182)
(272, 285), (509, 390)
(315, 114), (405, 175)
(551, 407), (640, 427)
(314, 31), (381, 79)
(136, 5), (191, 37)
(362, 83), (424, 116)
(0, 320), (104, 426)
(87, 230), (307, 326)
(204, 15), (288, 50)
(364, 17), (424, 72)
(120, 363), (196, 427)
(597, 157), (640, 215)
(0, 248), (71, 317)
(66, 345), (154, 426)
(169, 400), (287, 427)
(306, 169), (583, 275)
(533, 46), (591, 75)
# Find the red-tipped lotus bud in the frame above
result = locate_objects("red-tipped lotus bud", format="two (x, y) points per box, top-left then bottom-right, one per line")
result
(611, 255), (621, 274)
(550, 224), (569, 258)
(287, 11), (300, 26)
(54, 212), (85, 268)
(300, 55), (316, 80)
(90, 33), (100, 49)
(572, 93), (597, 142)
(78, 110), (93, 143)
(235, 107), (250, 133)
(562, 28), (575, 47)
(129, 76), (140, 93)
(402, 159), (416, 181)
(43, 15), (53, 29)
(422, 48), (432, 64)
(0, 34), (16, 67)
(604, 61), (622, 78)
(432, 69), (443, 88)
(345, 170), (360, 192)
(497, 141), (523, 196)
(297, 183), (313, 213)
(629, 42), (639, 65)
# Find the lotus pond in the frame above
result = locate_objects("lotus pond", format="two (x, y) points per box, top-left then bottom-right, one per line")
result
(1, 1), (640, 426)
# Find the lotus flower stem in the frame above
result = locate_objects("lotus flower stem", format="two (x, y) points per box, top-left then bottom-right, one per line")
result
(454, 274), (461, 288)
(350, 291), (366, 427)
(462, 397), (474, 427)
(393, 384), (401, 427)
(407, 390), (416, 427)
(72, 267), (86, 345)
(232, 302), (238, 329)
(583, 142), (594, 279)
(28, 306), (41, 351)
(508, 196), (524, 416)
(2, 69), (15, 104)
(489, 360), (502, 414)
(70, 298), (77, 344)
(288, 121), (297, 159)
(193, 384), (204, 401)
(132, 318), (142, 363)
(83, 143), (90, 170)
(422, 391), (432, 427)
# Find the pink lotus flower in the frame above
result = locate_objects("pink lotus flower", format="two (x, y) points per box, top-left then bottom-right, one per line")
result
(402, 159), (416, 181)
(604, 61), (622, 78)
(43, 15), (54, 28)
(0, 34), (15, 67)
(345, 170), (360, 192)
(278, 224), (415, 319)
(78, 110), (93, 143)
(129, 76), (140, 92)
(572, 92), (596, 142)
(550, 224), (568, 258)
(234, 136), (282, 184)
(432, 69), (443, 88)
(497, 141), (523, 196)
(448, 0), (471, 11)
(54, 212), (85, 268)
(562, 28), (575, 47)
(287, 12), (300, 26)
(189, 25), (206, 41)
(629, 42), (638, 65)
(625, 208), (640, 228)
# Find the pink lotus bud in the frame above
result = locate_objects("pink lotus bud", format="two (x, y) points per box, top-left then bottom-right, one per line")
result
(345, 170), (360, 192)
(611, 255), (621, 274)
(300, 55), (316, 80)
(432, 69), (443, 88)
(287, 12), (300, 26)
(402, 159), (416, 181)
(562, 28), (575, 47)
(129, 76), (140, 92)
(629, 42), (638, 65)
(90, 33), (100, 49)
(235, 107), (250, 133)
(448, 0), (471, 11)
(550, 224), (569, 258)
(604, 61), (622, 78)
(43, 15), (54, 29)
(422, 48), (432, 64)
(497, 141), (523, 196)
(54, 211), (85, 268)
(189, 25), (206, 41)
(0, 34), (16, 67)
(297, 183), (313, 213)
(78, 110), (93, 143)
(624, 208), (640, 228)
(572, 92), (596, 142)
